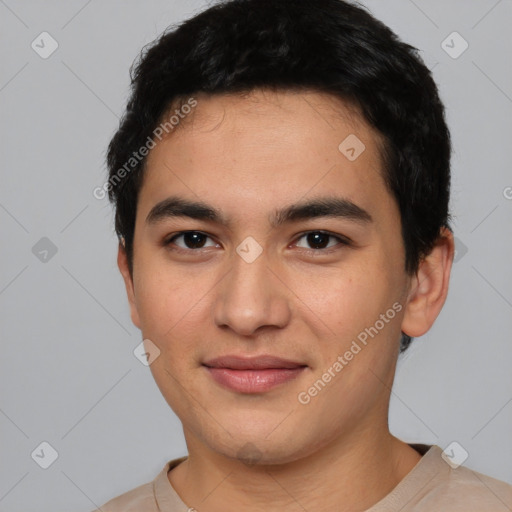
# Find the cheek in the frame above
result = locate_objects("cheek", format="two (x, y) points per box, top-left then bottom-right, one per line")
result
(135, 269), (203, 408)
(292, 262), (385, 333)
(133, 264), (192, 340)
(291, 257), (402, 372)
(133, 259), (218, 367)
(134, 272), (168, 330)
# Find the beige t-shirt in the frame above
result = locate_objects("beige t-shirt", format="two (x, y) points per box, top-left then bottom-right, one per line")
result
(93, 445), (512, 511)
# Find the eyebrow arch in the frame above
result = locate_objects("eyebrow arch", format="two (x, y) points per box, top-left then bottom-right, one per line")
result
(146, 196), (228, 226)
(145, 195), (373, 228)
(269, 196), (373, 227)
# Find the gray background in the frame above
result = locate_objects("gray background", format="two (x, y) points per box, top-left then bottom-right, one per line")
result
(1, 1), (511, 511)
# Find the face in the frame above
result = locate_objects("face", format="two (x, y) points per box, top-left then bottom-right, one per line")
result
(120, 89), (416, 464)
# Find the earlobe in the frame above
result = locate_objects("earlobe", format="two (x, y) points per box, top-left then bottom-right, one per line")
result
(117, 242), (142, 330)
(401, 227), (455, 338)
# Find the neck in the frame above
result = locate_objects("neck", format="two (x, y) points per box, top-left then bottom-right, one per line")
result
(168, 424), (422, 512)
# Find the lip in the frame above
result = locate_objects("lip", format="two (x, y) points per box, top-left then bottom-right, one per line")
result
(203, 355), (305, 370)
(203, 355), (307, 393)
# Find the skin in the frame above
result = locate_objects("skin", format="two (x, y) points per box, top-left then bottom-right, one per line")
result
(117, 89), (454, 512)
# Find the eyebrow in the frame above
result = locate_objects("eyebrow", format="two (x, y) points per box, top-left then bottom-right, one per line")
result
(145, 195), (373, 228)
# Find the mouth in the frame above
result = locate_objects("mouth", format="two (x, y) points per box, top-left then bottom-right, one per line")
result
(202, 355), (308, 393)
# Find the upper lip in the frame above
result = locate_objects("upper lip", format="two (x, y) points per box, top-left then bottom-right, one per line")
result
(203, 355), (306, 370)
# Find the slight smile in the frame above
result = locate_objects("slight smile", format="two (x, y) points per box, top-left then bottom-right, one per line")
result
(202, 355), (308, 393)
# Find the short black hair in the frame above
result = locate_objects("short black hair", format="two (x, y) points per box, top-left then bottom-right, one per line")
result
(106, 0), (452, 352)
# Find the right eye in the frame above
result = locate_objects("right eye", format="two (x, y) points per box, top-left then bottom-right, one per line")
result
(164, 231), (220, 252)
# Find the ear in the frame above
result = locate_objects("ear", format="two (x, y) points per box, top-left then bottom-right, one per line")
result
(401, 226), (455, 338)
(117, 241), (142, 330)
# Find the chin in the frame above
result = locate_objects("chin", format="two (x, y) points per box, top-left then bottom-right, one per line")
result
(200, 425), (323, 467)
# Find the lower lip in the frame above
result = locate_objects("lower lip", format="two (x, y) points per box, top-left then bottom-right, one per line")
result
(204, 366), (306, 393)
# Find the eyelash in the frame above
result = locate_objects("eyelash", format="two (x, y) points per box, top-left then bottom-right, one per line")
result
(162, 230), (352, 255)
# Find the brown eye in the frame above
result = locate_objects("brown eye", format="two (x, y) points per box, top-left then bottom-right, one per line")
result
(166, 231), (218, 250)
(305, 232), (330, 249)
(295, 231), (349, 251)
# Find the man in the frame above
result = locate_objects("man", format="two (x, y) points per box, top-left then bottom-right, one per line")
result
(95, 0), (512, 510)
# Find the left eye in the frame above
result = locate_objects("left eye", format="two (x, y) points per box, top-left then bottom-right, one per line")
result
(294, 231), (348, 251)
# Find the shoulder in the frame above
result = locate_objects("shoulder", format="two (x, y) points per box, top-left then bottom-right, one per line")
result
(379, 445), (512, 511)
(416, 445), (512, 511)
(430, 464), (512, 510)
(89, 456), (188, 512)
(91, 480), (157, 512)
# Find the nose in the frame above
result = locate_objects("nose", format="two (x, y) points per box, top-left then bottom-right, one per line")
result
(213, 248), (292, 337)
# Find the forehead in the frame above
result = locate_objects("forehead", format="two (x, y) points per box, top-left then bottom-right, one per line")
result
(181, 88), (365, 127)
(170, 89), (376, 149)
(139, 89), (393, 225)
